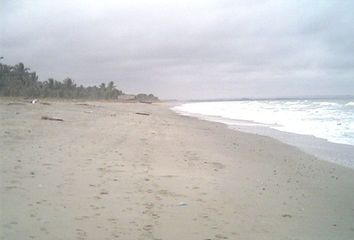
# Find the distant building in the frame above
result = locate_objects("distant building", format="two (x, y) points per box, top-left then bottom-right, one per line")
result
(117, 94), (136, 102)
(135, 93), (159, 102)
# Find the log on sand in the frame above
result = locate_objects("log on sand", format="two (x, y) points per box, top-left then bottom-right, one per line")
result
(41, 116), (64, 121)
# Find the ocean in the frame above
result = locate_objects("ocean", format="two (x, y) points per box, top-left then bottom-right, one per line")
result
(173, 99), (354, 168)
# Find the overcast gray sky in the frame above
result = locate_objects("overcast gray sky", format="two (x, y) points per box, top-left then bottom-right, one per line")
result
(1, 0), (353, 99)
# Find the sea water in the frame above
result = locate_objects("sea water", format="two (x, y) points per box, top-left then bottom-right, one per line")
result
(173, 99), (354, 168)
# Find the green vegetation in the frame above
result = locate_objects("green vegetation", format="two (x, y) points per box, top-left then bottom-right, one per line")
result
(0, 62), (125, 99)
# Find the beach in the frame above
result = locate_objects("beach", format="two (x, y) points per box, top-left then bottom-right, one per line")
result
(1, 100), (354, 240)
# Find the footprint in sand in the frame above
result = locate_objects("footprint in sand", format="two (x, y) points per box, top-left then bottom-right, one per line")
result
(144, 202), (154, 209)
(76, 228), (87, 239)
(143, 224), (153, 232)
(214, 234), (228, 239)
(210, 162), (225, 169)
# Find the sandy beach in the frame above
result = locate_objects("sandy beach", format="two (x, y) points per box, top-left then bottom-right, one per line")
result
(1, 100), (354, 240)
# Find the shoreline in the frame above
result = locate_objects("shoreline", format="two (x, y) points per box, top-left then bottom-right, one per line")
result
(1, 100), (354, 239)
(172, 106), (354, 169)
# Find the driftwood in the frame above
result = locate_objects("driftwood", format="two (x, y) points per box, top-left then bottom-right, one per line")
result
(40, 102), (51, 105)
(41, 116), (64, 121)
(76, 103), (101, 108)
(7, 102), (26, 106)
(76, 103), (90, 106)
(135, 112), (150, 116)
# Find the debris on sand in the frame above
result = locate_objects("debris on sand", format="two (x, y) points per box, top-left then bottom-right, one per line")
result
(40, 102), (51, 105)
(281, 214), (292, 218)
(76, 103), (102, 108)
(135, 112), (150, 116)
(7, 102), (26, 106)
(41, 116), (64, 121)
(76, 103), (90, 106)
(178, 202), (188, 207)
(31, 99), (38, 104)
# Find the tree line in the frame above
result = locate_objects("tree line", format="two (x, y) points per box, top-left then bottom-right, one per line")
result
(0, 62), (125, 99)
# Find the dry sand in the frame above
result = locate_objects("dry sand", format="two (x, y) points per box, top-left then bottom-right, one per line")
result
(1, 100), (354, 240)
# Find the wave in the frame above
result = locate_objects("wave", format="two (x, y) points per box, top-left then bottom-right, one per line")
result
(317, 102), (339, 107)
(173, 100), (354, 146)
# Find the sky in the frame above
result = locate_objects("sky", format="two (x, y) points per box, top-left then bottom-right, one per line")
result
(1, 0), (353, 99)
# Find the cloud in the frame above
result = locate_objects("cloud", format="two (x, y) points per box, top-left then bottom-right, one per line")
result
(1, 0), (353, 99)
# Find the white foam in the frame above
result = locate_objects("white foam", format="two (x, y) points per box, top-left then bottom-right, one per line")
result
(317, 102), (339, 107)
(173, 100), (354, 146)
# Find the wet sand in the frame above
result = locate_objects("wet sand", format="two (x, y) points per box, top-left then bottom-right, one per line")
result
(1, 100), (354, 240)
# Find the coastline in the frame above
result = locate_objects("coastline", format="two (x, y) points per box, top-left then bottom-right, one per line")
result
(172, 104), (354, 169)
(1, 100), (354, 239)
